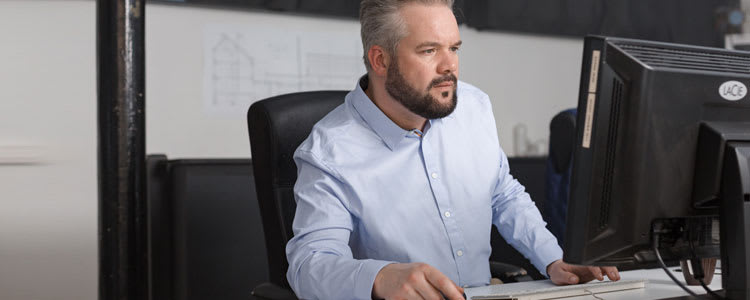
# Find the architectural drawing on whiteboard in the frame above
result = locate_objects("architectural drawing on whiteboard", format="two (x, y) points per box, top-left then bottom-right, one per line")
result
(204, 25), (365, 115)
(210, 34), (300, 108)
(303, 52), (362, 89)
(211, 34), (256, 108)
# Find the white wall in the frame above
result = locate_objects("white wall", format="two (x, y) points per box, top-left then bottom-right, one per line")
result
(0, 2), (97, 300)
(459, 29), (582, 156)
(0, 1), (582, 299)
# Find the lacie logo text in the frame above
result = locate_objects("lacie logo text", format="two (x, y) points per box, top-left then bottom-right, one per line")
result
(719, 80), (747, 101)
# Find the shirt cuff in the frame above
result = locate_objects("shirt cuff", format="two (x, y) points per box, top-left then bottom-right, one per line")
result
(354, 259), (395, 300)
(530, 240), (563, 278)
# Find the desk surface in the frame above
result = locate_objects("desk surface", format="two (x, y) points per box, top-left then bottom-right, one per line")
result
(466, 267), (722, 300)
(571, 267), (721, 299)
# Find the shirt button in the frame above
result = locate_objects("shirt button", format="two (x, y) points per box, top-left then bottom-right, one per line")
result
(456, 250), (464, 257)
(431, 173), (438, 179)
(444, 211), (451, 218)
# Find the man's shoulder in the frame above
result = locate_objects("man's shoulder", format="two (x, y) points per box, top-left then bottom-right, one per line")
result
(296, 100), (379, 162)
(457, 80), (486, 98)
(456, 80), (493, 114)
(298, 103), (353, 150)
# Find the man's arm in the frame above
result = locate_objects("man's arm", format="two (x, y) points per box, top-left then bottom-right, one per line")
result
(489, 150), (620, 284)
(286, 149), (393, 299)
(490, 150), (563, 277)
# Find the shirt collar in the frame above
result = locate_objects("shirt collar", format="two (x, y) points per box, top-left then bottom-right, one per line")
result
(350, 75), (412, 150)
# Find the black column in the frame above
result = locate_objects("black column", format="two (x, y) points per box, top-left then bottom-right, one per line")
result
(97, 0), (147, 299)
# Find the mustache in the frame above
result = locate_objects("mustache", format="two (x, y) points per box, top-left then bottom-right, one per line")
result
(428, 73), (458, 89)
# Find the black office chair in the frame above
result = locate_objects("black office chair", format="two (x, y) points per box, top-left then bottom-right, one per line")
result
(247, 91), (346, 300)
(544, 109), (577, 246)
(247, 91), (532, 299)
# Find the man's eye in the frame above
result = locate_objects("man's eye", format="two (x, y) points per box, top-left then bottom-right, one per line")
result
(450, 47), (460, 52)
(423, 49), (435, 54)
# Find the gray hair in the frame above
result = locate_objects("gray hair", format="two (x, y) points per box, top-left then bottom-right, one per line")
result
(359, 0), (455, 72)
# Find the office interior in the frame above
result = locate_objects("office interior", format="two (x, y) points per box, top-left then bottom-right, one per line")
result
(1, 1), (748, 299)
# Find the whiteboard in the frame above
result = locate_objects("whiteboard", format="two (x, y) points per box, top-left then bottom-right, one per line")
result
(203, 24), (365, 115)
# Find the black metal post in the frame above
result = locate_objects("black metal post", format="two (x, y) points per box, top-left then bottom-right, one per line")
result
(97, 0), (147, 299)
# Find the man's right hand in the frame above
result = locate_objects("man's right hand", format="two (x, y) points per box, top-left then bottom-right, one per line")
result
(372, 262), (465, 300)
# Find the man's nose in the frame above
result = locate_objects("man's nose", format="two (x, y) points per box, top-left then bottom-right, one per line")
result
(437, 51), (458, 75)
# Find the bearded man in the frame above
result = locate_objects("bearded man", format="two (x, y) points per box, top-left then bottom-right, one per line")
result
(285, 1), (620, 299)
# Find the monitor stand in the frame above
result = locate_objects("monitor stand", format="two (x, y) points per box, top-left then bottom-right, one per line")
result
(666, 122), (750, 300)
(718, 141), (750, 300)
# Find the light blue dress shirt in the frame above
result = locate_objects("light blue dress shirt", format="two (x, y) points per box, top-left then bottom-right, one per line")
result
(286, 77), (563, 300)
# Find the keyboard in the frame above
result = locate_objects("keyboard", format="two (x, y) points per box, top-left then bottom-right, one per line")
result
(464, 279), (646, 300)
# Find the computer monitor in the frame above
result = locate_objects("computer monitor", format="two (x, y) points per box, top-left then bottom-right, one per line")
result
(563, 36), (750, 298)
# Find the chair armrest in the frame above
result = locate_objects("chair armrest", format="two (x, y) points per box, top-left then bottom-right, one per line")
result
(251, 282), (298, 300)
(489, 261), (534, 283)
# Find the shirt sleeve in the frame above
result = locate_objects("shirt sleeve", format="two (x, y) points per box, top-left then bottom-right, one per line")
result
(490, 149), (563, 277)
(286, 149), (393, 300)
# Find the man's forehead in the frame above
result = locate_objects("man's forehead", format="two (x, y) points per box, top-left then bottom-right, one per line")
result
(399, 4), (460, 45)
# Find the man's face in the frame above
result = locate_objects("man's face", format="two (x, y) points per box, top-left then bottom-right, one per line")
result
(385, 3), (461, 119)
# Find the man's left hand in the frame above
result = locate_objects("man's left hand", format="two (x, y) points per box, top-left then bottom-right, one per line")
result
(546, 259), (620, 285)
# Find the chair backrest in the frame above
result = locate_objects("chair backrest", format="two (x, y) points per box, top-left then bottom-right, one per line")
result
(544, 108), (577, 245)
(247, 91), (347, 288)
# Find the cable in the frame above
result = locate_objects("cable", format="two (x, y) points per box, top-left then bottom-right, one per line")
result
(699, 278), (723, 299)
(687, 226), (724, 299)
(652, 233), (701, 298)
(583, 288), (605, 300)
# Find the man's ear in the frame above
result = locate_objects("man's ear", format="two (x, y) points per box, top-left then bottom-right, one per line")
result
(367, 45), (390, 76)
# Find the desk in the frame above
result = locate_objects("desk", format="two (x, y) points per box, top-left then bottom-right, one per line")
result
(605, 267), (722, 299)
(466, 267), (722, 300)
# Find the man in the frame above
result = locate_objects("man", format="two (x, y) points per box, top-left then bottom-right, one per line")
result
(286, 0), (620, 299)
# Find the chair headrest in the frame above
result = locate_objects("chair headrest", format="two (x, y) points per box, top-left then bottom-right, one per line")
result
(549, 109), (577, 173)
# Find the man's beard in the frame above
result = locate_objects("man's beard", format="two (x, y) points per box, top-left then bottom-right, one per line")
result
(385, 61), (458, 120)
